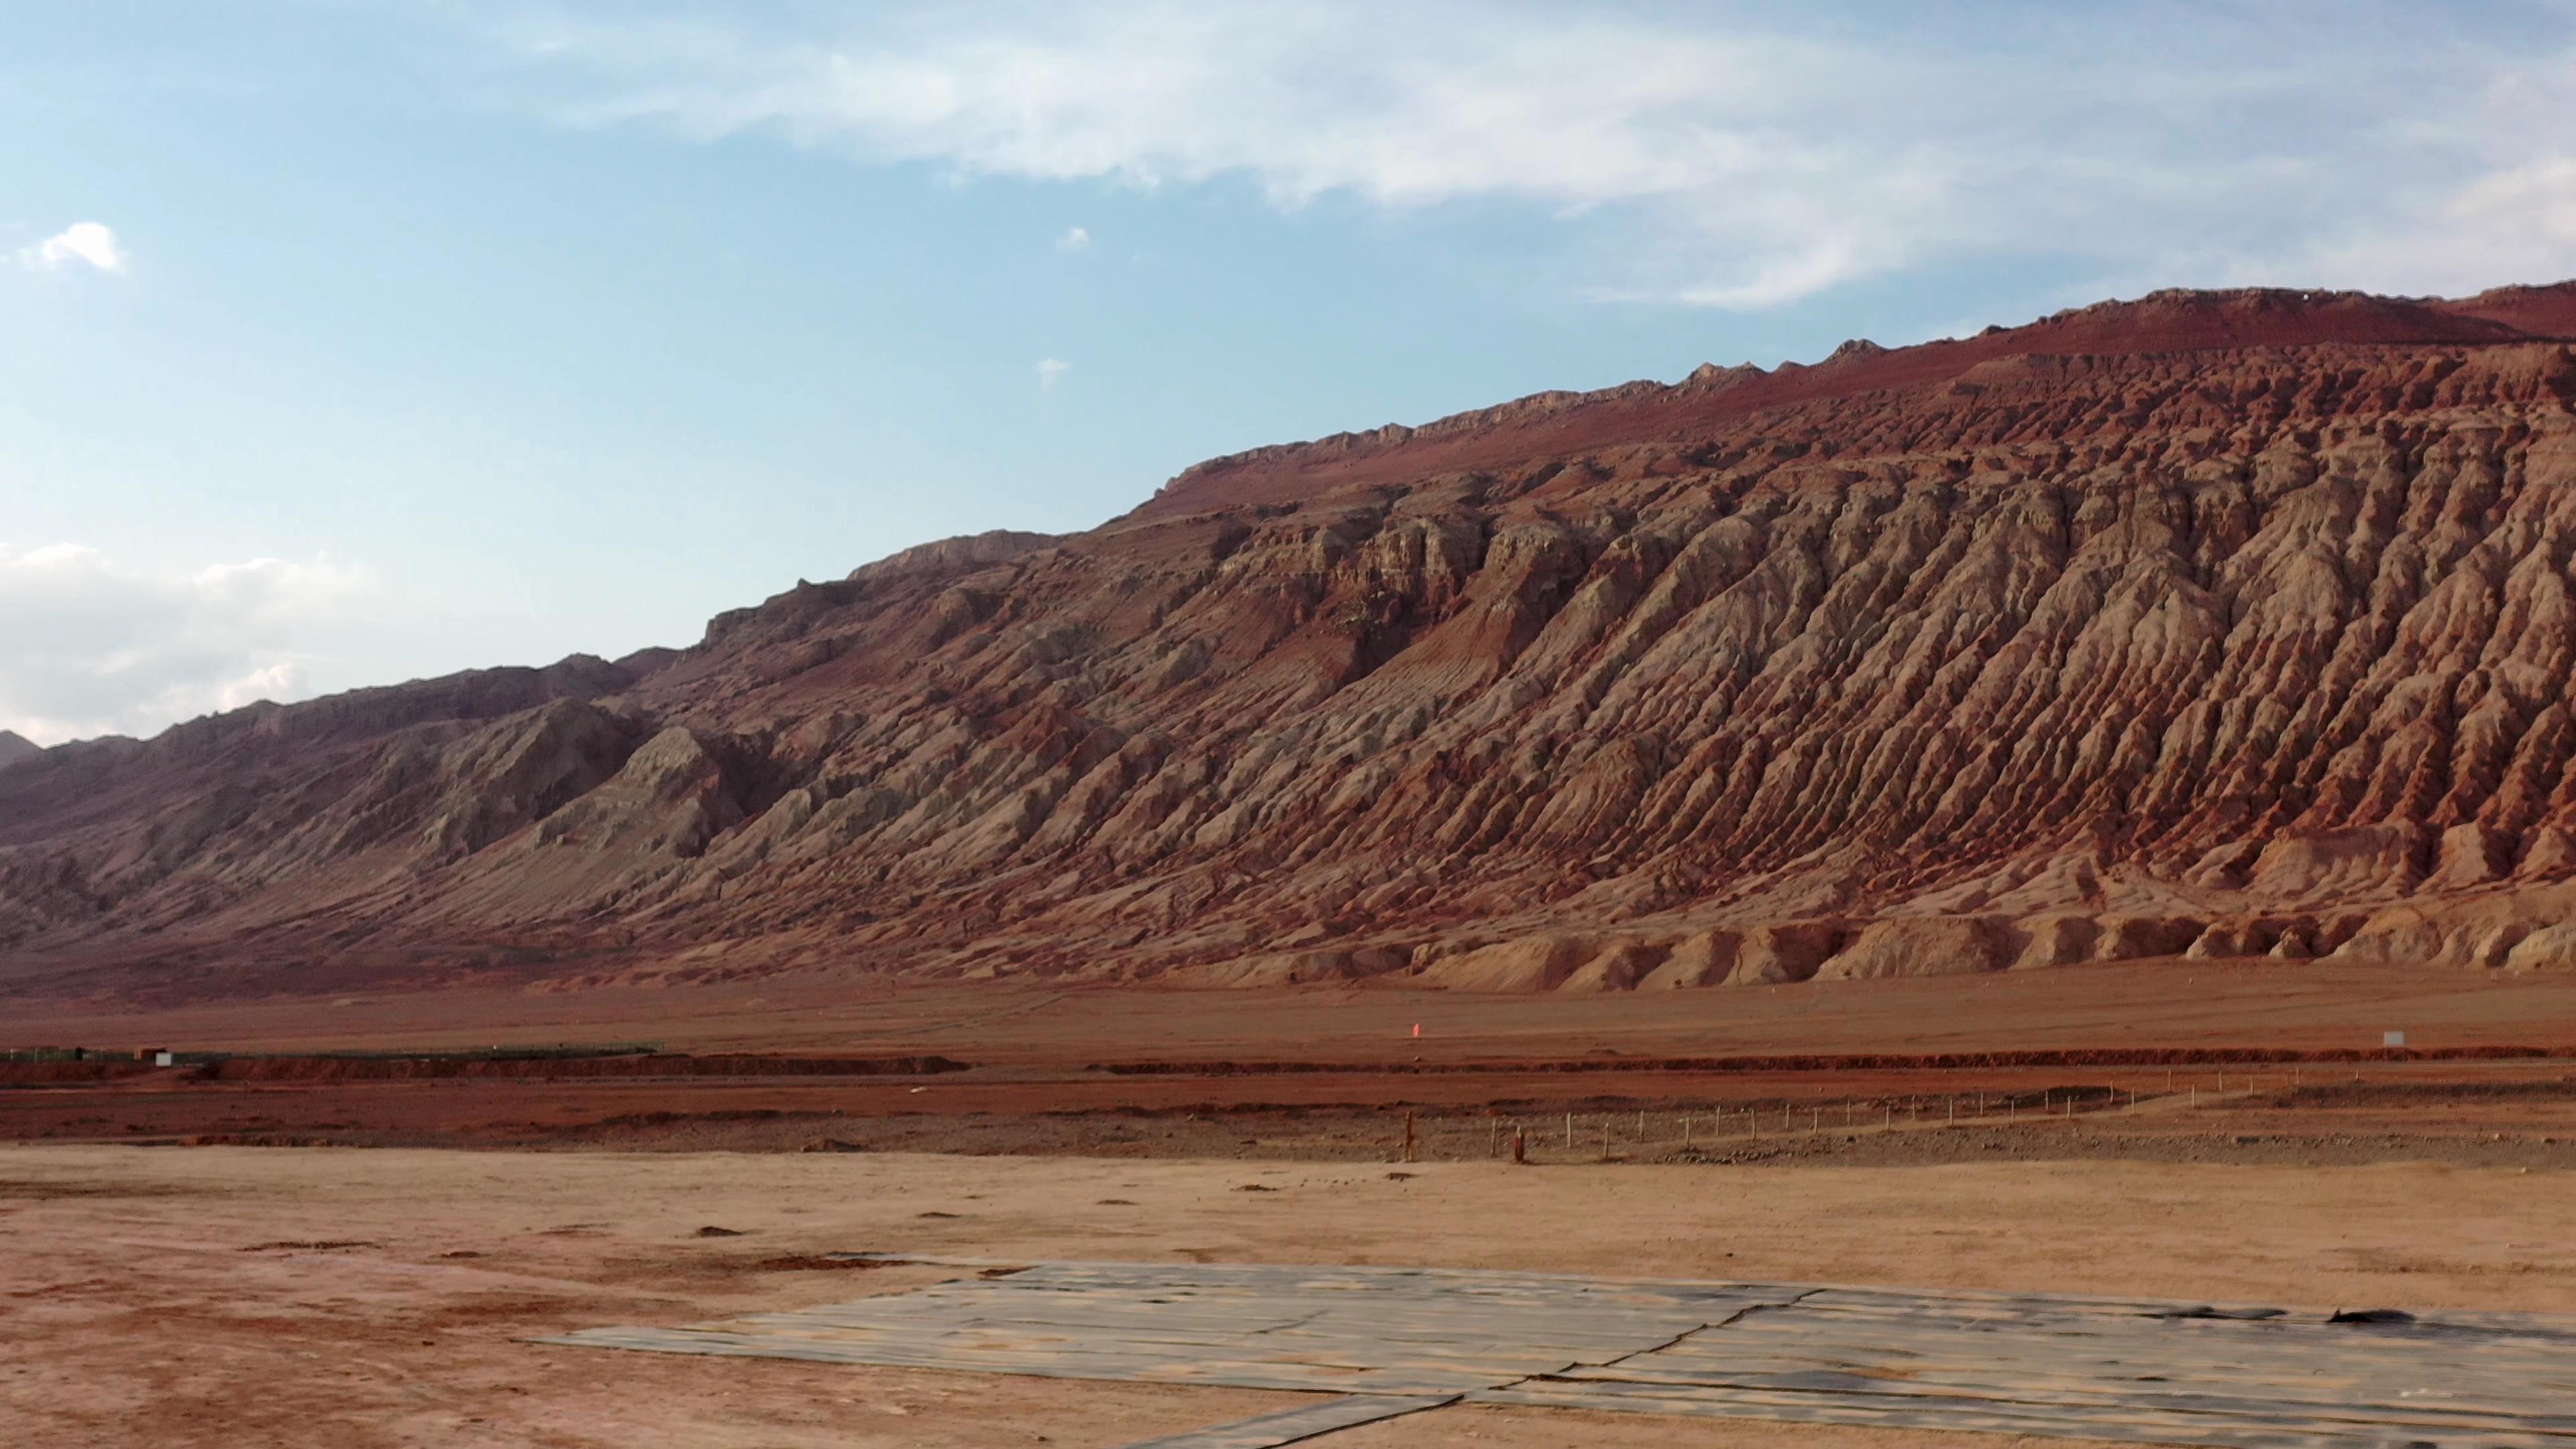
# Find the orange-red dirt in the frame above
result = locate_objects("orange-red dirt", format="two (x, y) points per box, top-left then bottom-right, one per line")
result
(9, 961), (2576, 1165)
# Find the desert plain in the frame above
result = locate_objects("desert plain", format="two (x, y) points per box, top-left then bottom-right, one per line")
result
(7, 960), (2576, 1447)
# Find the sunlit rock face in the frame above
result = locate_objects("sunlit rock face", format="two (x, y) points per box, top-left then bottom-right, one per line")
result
(9, 284), (2576, 994)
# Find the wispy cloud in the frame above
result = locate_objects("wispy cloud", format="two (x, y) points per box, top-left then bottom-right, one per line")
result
(497, 3), (2576, 309)
(1056, 225), (1091, 251)
(0, 543), (371, 744)
(2303, 50), (2576, 297)
(1036, 356), (1070, 390)
(18, 221), (127, 274)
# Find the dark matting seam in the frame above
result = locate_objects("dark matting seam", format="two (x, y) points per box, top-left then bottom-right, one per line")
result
(1111, 1393), (1465, 1449)
(1461, 1287), (1823, 1409)
(1492, 1293), (2568, 1440)
(1523, 1290), (1817, 1381)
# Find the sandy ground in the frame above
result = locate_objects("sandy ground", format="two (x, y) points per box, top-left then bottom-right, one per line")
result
(5, 1144), (2573, 1447)
(8, 964), (2575, 1444)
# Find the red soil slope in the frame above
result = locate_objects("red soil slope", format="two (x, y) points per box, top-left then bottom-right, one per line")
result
(8, 284), (2576, 1000)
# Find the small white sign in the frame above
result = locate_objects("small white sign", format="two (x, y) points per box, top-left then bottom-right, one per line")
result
(2382, 1031), (2406, 1048)
(154, 1051), (174, 1067)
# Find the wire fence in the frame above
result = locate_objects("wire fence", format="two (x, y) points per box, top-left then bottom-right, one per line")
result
(1384, 1068), (2339, 1164)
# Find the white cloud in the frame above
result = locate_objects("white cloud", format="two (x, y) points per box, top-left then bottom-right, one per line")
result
(19, 221), (128, 274)
(0, 543), (372, 745)
(1036, 356), (1070, 390)
(1056, 225), (1091, 250)
(500, 4), (2576, 309)
(2308, 156), (2576, 297)
(2296, 42), (2576, 296)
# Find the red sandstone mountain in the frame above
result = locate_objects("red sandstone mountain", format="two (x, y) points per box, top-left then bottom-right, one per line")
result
(0, 731), (37, 769)
(9, 284), (2576, 999)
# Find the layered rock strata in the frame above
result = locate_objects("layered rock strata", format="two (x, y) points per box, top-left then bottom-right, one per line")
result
(9, 286), (2576, 992)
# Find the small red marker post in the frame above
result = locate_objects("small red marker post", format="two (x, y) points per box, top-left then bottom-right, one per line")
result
(1411, 1022), (1421, 1038)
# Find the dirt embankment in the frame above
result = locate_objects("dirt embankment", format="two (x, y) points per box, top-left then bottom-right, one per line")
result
(12, 1049), (2573, 1170)
(0, 1053), (969, 1087)
(1093, 1044), (2576, 1076)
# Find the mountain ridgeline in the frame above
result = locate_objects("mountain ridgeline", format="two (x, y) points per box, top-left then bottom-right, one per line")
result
(10, 284), (2576, 997)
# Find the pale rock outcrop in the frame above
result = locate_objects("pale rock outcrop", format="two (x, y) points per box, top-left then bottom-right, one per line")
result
(530, 727), (745, 859)
(2429, 824), (2519, 890)
(2096, 918), (2207, 963)
(1419, 935), (1596, 991)
(1638, 929), (1743, 988)
(1165, 946), (1409, 988)
(418, 700), (643, 861)
(2506, 925), (2576, 971)
(2008, 915), (2099, 971)
(2247, 825), (2431, 899)
(1817, 916), (2021, 980)
(1723, 922), (1849, 986)
(1558, 938), (1674, 993)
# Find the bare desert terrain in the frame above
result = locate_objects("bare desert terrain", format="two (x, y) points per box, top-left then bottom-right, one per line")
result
(7, 963), (2576, 1446)
(7, 1143), (2574, 1447)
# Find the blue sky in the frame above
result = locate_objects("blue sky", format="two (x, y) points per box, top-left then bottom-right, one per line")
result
(7, 1), (2576, 744)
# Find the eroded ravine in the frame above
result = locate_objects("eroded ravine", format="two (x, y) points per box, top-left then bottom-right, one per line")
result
(9, 286), (2576, 997)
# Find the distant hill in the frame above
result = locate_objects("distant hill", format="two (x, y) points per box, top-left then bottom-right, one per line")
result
(0, 731), (39, 769)
(7, 282), (2576, 997)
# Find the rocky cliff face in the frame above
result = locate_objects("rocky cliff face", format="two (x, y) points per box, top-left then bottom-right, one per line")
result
(11, 285), (2576, 995)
